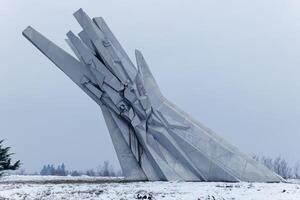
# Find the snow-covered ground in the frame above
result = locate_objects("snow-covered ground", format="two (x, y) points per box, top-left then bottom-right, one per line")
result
(0, 176), (300, 200)
(0, 175), (123, 184)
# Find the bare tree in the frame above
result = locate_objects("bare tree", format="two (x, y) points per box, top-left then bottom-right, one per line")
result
(252, 155), (296, 179)
(86, 169), (96, 177)
(294, 161), (300, 179)
(273, 156), (291, 179)
(252, 154), (260, 162)
(96, 161), (117, 177)
(261, 156), (274, 171)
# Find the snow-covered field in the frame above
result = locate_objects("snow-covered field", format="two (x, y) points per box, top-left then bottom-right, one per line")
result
(0, 176), (300, 200)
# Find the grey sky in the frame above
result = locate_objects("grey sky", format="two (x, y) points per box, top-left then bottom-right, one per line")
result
(0, 0), (299, 172)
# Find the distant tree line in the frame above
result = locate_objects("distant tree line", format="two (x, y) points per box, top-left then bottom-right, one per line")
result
(38, 157), (300, 179)
(40, 163), (67, 176)
(10, 154), (300, 180)
(252, 155), (300, 179)
(39, 161), (121, 177)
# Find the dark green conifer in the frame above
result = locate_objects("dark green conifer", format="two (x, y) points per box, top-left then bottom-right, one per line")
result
(0, 140), (20, 176)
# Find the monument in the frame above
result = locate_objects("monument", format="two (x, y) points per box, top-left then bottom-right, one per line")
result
(22, 9), (283, 182)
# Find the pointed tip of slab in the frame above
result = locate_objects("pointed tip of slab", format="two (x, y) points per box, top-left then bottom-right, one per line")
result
(135, 49), (143, 72)
(73, 8), (84, 16)
(93, 16), (105, 23)
(135, 49), (142, 57)
(135, 49), (165, 108)
(66, 30), (75, 38)
(135, 49), (151, 78)
(73, 8), (89, 23)
(22, 26), (34, 38)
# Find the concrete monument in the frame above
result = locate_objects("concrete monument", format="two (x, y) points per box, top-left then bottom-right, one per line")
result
(23, 9), (283, 182)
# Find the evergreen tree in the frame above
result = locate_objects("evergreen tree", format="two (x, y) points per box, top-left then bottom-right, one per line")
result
(50, 164), (55, 175)
(40, 163), (68, 176)
(61, 163), (67, 176)
(56, 164), (61, 175)
(0, 140), (20, 176)
(56, 163), (67, 176)
(40, 165), (47, 175)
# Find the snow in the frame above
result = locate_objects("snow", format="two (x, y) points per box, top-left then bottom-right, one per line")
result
(0, 175), (300, 200)
(0, 175), (123, 183)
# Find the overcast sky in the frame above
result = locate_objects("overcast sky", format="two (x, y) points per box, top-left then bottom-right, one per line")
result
(0, 0), (300, 173)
